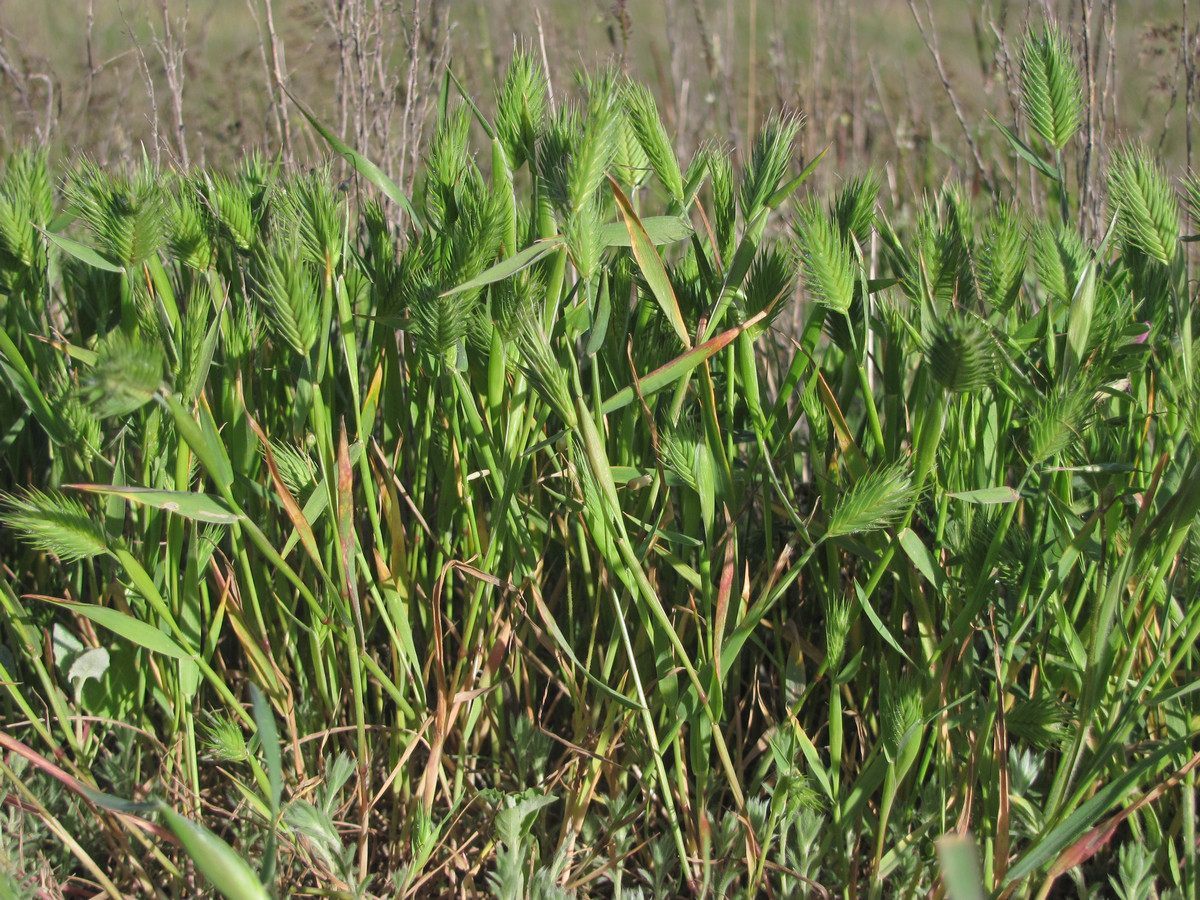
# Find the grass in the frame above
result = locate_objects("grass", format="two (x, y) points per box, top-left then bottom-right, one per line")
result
(0, 5), (1199, 900)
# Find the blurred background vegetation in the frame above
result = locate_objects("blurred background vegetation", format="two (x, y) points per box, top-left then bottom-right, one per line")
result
(1, 0), (1196, 196)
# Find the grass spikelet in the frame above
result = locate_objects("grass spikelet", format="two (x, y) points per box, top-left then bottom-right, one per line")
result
(206, 173), (258, 252)
(169, 180), (215, 271)
(565, 198), (604, 284)
(739, 112), (802, 218)
(0, 489), (109, 562)
(824, 595), (852, 672)
(742, 245), (794, 325)
(612, 101), (651, 191)
(825, 463), (915, 538)
(80, 329), (166, 417)
(178, 290), (212, 401)
(796, 201), (856, 315)
(880, 674), (923, 763)
(1031, 222), (1089, 304)
(1004, 697), (1067, 748)
(426, 106), (481, 229)
(412, 284), (476, 371)
(280, 169), (344, 272)
(568, 71), (620, 213)
(537, 102), (580, 212)
(1108, 145), (1180, 266)
(909, 188), (972, 309)
(659, 423), (701, 493)
(625, 82), (683, 202)
(707, 145), (736, 267)
(1021, 24), (1082, 151)
(495, 49), (548, 172)
(831, 172), (879, 245)
(1026, 387), (1093, 464)
(1181, 170), (1200, 228)
(264, 439), (318, 500)
(68, 160), (168, 267)
(979, 203), (1027, 312)
(0, 149), (53, 272)
(257, 237), (319, 356)
(925, 315), (996, 394)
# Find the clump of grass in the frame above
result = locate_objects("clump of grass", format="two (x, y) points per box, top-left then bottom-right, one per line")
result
(0, 21), (1198, 900)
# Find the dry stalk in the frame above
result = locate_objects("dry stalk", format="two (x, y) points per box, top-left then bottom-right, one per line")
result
(153, 0), (190, 168)
(907, 0), (994, 194)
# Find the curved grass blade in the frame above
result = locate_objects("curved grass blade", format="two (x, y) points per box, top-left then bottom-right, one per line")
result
(36, 225), (123, 273)
(35, 597), (194, 661)
(156, 801), (271, 900)
(64, 485), (241, 524)
(946, 486), (1022, 504)
(601, 309), (767, 415)
(599, 216), (693, 247)
(441, 239), (561, 297)
(285, 86), (423, 233)
(0, 327), (69, 445)
(609, 174), (691, 348)
(988, 114), (1060, 180)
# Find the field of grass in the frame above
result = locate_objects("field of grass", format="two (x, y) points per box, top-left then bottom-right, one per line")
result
(1, 3), (1200, 899)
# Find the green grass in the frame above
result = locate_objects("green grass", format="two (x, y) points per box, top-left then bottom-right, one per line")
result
(0, 14), (1199, 900)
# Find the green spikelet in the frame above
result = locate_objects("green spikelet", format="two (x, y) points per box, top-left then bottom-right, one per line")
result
(979, 203), (1027, 312)
(0, 489), (110, 562)
(79, 329), (166, 417)
(68, 161), (168, 267)
(537, 102), (580, 213)
(1031, 222), (1090, 304)
(257, 236), (319, 356)
(612, 100), (651, 191)
(742, 246), (794, 325)
(826, 463), (915, 538)
(568, 71), (620, 214)
(739, 113), (802, 218)
(177, 287), (216, 402)
(831, 171), (880, 244)
(823, 595), (852, 673)
(1021, 24), (1082, 151)
(280, 168), (345, 272)
(941, 181), (979, 308)
(1108, 145), (1180, 266)
(0, 150), (53, 273)
(506, 292), (574, 425)
(1182, 171), (1200, 229)
(1026, 387), (1093, 464)
(907, 191), (970, 310)
(208, 172), (260, 252)
(426, 106), (481, 230)
(1005, 697), (1067, 747)
(495, 49), (548, 172)
(925, 315), (996, 394)
(625, 82), (683, 202)
(169, 178), (215, 271)
(412, 283), (478, 372)
(566, 197), (604, 284)
(264, 438), (318, 500)
(796, 201), (856, 315)
(58, 389), (103, 468)
(659, 423), (701, 493)
(707, 146), (736, 267)
(880, 673), (923, 764)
